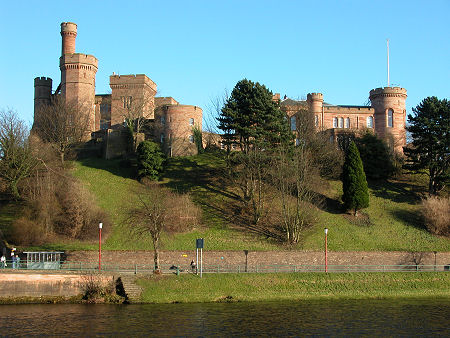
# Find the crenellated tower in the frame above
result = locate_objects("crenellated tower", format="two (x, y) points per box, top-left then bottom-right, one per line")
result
(33, 76), (52, 122)
(369, 87), (407, 153)
(59, 22), (98, 136)
(307, 92), (324, 129)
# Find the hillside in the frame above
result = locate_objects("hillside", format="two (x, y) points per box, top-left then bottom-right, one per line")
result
(1, 151), (449, 252)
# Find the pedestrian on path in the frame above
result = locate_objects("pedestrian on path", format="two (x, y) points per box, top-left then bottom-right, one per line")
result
(190, 260), (196, 273)
(0, 255), (6, 269)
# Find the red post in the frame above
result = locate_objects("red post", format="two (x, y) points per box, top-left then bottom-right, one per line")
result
(324, 228), (328, 273)
(99, 222), (103, 271)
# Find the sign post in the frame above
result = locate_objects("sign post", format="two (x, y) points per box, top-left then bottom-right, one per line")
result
(196, 238), (204, 278)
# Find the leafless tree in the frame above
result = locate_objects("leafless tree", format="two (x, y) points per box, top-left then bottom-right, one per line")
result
(34, 96), (91, 163)
(0, 109), (37, 199)
(128, 183), (200, 272)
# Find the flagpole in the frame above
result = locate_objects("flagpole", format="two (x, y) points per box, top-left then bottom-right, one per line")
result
(387, 39), (390, 87)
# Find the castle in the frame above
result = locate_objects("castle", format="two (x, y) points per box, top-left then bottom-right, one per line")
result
(34, 22), (202, 158)
(279, 87), (407, 154)
(34, 22), (406, 157)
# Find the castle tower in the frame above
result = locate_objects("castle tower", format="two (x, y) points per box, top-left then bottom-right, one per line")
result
(59, 22), (98, 136)
(307, 93), (324, 129)
(33, 76), (52, 122)
(369, 87), (407, 153)
(109, 74), (157, 128)
(60, 22), (77, 55)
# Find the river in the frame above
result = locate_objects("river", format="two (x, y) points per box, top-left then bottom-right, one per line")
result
(1, 299), (449, 336)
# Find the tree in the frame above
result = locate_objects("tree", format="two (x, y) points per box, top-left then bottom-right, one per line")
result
(218, 79), (292, 154)
(0, 109), (37, 199)
(136, 141), (165, 180)
(342, 141), (369, 216)
(355, 132), (394, 180)
(403, 97), (449, 195)
(34, 96), (91, 163)
(128, 184), (200, 272)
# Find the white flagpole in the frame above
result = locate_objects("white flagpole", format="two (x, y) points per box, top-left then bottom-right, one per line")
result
(387, 39), (390, 87)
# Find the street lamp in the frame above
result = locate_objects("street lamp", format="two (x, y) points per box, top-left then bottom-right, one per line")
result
(99, 222), (103, 271)
(324, 228), (328, 273)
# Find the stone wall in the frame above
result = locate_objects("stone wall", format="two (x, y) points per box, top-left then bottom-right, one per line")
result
(66, 250), (450, 268)
(0, 272), (112, 298)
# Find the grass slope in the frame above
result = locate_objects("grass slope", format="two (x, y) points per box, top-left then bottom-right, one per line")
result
(137, 272), (450, 303)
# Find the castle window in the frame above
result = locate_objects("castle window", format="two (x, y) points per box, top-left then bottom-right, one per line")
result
(345, 117), (350, 129)
(338, 117), (344, 128)
(189, 135), (194, 143)
(189, 118), (194, 126)
(160, 134), (165, 143)
(333, 117), (338, 128)
(387, 109), (394, 127)
(290, 116), (296, 131)
(367, 116), (373, 128)
(315, 115), (319, 127)
(160, 116), (165, 125)
(122, 96), (132, 109)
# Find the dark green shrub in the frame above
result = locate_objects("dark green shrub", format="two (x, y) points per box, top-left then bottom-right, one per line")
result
(342, 141), (369, 216)
(355, 132), (394, 180)
(136, 141), (165, 180)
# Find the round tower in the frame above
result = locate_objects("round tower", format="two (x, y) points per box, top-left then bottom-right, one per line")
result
(61, 22), (77, 55)
(164, 105), (203, 156)
(59, 22), (98, 136)
(34, 76), (52, 124)
(307, 92), (323, 129)
(369, 87), (407, 153)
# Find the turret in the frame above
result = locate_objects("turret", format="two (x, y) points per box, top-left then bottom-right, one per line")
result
(60, 22), (77, 55)
(369, 87), (407, 153)
(307, 92), (323, 129)
(34, 76), (52, 122)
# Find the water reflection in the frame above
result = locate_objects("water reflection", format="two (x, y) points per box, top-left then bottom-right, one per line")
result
(1, 299), (449, 336)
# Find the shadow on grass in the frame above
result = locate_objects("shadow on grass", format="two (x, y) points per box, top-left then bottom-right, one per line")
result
(369, 179), (423, 205)
(77, 157), (136, 179)
(390, 208), (426, 231)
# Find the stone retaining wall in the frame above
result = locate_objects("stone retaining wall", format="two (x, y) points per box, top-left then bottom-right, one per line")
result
(66, 250), (450, 268)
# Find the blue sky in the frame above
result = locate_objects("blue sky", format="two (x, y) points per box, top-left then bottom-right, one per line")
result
(0, 0), (449, 125)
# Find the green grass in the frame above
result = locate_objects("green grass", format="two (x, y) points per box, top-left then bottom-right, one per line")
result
(137, 272), (450, 303)
(10, 151), (450, 252)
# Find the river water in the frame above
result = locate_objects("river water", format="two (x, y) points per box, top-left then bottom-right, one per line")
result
(1, 299), (449, 336)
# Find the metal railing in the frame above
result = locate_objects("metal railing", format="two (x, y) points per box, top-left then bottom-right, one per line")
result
(1, 261), (449, 274)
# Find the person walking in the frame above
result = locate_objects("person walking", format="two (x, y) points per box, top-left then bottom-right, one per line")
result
(190, 260), (197, 273)
(0, 255), (6, 269)
(15, 255), (20, 269)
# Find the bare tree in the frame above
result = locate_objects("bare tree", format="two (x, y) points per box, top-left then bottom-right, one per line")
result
(128, 183), (200, 272)
(0, 109), (37, 199)
(34, 96), (91, 163)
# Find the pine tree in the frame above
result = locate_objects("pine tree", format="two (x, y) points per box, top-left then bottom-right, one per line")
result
(342, 141), (369, 216)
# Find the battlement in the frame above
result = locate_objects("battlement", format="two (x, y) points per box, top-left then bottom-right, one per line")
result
(155, 97), (179, 106)
(34, 77), (52, 86)
(60, 22), (77, 34)
(60, 53), (98, 69)
(109, 74), (157, 92)
(369, 87), (407, 99)
(324, 105), (373, 114)
(307, 93), (324, 101)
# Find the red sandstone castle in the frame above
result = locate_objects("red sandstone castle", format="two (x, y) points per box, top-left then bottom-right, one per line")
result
(34, 22), (406, 157)
(34, 22), (202, 158)
(279, 88), (407, 154)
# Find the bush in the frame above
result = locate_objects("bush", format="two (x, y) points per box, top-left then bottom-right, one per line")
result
(421, 196), (450, 236)
(355, 132), (394, 180)
(136, 141), (165, 180)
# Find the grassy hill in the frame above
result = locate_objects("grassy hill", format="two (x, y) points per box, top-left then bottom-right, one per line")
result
(1, 151), (449, 252)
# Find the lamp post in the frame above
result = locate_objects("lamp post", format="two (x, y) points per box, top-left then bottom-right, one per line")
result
(324, 228), (328, 273)
(99, 222), (103, 271)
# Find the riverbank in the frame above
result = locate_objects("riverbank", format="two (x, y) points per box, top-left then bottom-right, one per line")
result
(137, 272), (450, 303)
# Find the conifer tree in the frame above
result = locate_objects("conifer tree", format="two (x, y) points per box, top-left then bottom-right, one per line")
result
(342, 141), (369, 216)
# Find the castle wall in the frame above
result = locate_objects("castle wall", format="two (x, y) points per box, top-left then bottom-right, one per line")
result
(33, 77), (52, 125)
(110, 74), (157, 128)
(157, 104), (203, 156)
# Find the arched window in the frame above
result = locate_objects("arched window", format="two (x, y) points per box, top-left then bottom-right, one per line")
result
(189, 118), (194, 126)
(387, 109), (394, 127)
(290, 116), (296, 131)
(367, 116), (373, 128)
(189, 135), (194, 143)
(338, 117), (344, 128)
(345, 117), (350, 129)
(333, 117), (338, 128)
(160, 134), (165, 143)
(315, 115), (319, 127)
